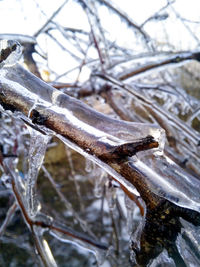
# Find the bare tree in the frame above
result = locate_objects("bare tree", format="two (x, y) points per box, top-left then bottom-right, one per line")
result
(0, 1), (200, 266)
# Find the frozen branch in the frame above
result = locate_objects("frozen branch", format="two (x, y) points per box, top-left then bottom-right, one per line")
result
(1, 40), (200, 266)
(118, 50), (200, 81)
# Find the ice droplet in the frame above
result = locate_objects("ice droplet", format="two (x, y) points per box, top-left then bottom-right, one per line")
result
(85, 157), (94, 173)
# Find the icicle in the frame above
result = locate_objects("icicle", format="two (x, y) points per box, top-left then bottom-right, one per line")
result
(124, 194), (135, 235)
(65, 147), (84, 211)
(26, 127), (51, 218)
(57, 134), (140, 200)
(105, 181), (117, 211)
(65, 147), (76, 177)
(93, 171), (106, 198)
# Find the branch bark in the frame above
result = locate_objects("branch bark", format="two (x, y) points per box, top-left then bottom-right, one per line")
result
(1, 55), (200, 266)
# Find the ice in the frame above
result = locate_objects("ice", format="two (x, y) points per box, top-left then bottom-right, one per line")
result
(0, 40), (22, 68)
(65, 147), (84, 211)
(0, 173), (12, 189)
(124, 194), (136, 235)
(105, 181), (117, 211)
(0, 34), (36, 45)
(26, 127), (51, 217)
(3, 158), (27, 210)
(1, 38), (200, 266)
(94, 171), (106, 198)
(133, 155), (200, 212)
(50, 228), (107, 266)
(149, 249), (176, 267)
(33, 225), (58, 267)
(57, 134), (140, 199)
(129, 213), (146, 265)
(176, 218), (200, 266)
(0, 202), (17, 237)
(85, 158), (94, 173)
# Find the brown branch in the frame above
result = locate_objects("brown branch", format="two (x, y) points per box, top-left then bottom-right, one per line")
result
(95, 72), (200, 147)
(0, 64), (159, 164)
(118, 50), (200, 81)
(1, 59), (200, 266)
(0, 61), (162, 213)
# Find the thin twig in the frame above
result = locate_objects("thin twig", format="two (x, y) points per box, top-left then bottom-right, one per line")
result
(0, 201), (17, 237)
(34, 0), (69, 37)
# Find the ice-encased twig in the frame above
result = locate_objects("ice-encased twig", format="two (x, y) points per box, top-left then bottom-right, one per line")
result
(83, 0), (110, 70)
(118, 50), (200, 81)
(0, 61), (162, 161)
(1, 40), (200, 213)
(2, 158), (107, 265)
(95, 72), (200, 146)
(32, 225), (58, 267)
(96, 0), (150, 44)
(0, 201), (17, 237)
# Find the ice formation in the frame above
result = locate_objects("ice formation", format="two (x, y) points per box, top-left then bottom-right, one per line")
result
(26, 127), (50, 217)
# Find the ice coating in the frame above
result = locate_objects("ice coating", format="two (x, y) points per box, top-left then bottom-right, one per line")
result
(149, 249), (176, 266)
(0, 40), (199, 215)
(176, 218), (200, 266)
(0, 64), (163, 168)
(0, 61), (165, 154)
(33, 225), (58, 267)
(133, 156), (200, 212)
(50, 229), (107, 266)
(0, 40), (22, 68)
(58, 133), (140, 198)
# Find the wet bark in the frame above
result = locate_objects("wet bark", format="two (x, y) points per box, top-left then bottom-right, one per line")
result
(0, 60), (200, 266)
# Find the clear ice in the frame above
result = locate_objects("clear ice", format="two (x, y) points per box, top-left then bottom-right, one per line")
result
(26, 127), (50, 217)
(0, 40), (22, 68)
(0, 36), (200, 267)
